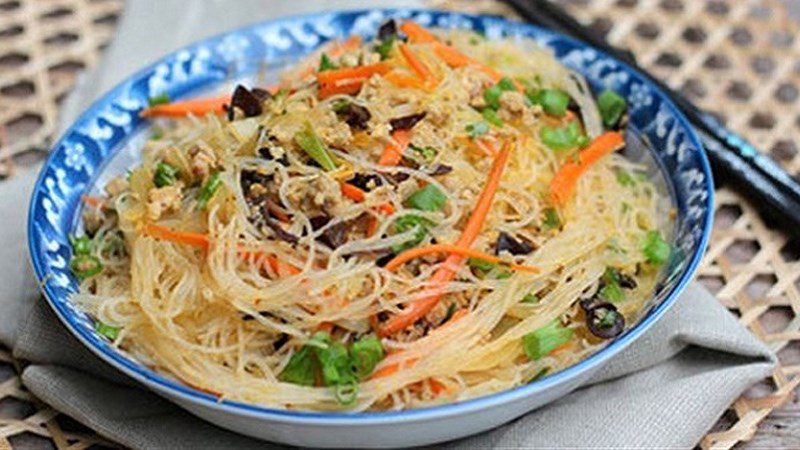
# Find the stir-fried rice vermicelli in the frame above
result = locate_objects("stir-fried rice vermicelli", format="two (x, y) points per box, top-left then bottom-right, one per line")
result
(69, 20), (672, 411)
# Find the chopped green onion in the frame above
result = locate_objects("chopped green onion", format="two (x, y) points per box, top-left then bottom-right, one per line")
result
(522, 320), (573, 361)
(409, 144), (438, 162)
(279, 345), (316, 386)
(150, 130), (163, 141)
(196, 171), (222, 210)
(642, 230), (670, 266)
(334, 381), (359, 405)
(497, 77), (517, 92)
(406, 184), (446, 211)
(319, 53), (338, 72)
(539, 121), (586, 151)
(147, 93), (170, 107)
(94, 321), (120, 340)
(443, 303), (457, 322)
(527, 89), (570, 117)
(615, 168), (636, 187)
(521, 293), (540, 304)
(482, 108), (504, 127)
(316, 339), (353, 386)
(294, 121), (338, 171)
(468, 257), (496, 272)
(599, 281), (624, 303)
(466, 122), (489, 139)
(153, 162), (179, 188)
(69, 235), (92, 256)
(597, 90), (627, 128)
(331, 100), (349, 112)
(391, 215), (433, 253)
(542, 207), (561, 230)
(483, 85), (503, 110)
(350, 336), (384, 379)
(375, 36), (396, 60)
(70, 254), (103, 280)
(491, 269), (513, 280)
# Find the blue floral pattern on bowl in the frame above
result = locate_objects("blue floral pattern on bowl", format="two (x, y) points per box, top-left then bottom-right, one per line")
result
(27, 9), (713, 419)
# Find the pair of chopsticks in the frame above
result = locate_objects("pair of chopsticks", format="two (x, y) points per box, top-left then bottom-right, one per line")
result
(503, 0), (800, 234)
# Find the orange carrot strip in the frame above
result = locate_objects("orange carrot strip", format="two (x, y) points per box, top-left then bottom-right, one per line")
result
(340, 182), (367, 202)
(140, 95), (230, 118)
(384, 243), (540, 274)
(398, 44), (433, 83)
(370, 355), (421, 379)
(384, 71), (427, 90)
(376, 202), (395, 215)
(549, 132), (625, 205)
(142, 223), (210, 248)
(378, 140), (513, 336)
(318, 79), (366, 99)
(81, 195), (103, 208)
(379, 129), (412, 166)
(399, 21), (438, 43)
(316, 62), (391, 85)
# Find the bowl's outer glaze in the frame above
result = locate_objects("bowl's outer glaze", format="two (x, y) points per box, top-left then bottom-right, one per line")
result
(27, 9), (713, 448)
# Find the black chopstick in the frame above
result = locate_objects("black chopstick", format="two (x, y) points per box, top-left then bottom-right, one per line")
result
(502, 0), (800, 234)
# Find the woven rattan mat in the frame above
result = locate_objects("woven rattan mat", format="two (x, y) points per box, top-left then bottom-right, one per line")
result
(2, 0), (800, 448)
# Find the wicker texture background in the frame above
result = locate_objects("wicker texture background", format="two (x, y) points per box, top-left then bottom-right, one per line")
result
(2, 0), (800, 448)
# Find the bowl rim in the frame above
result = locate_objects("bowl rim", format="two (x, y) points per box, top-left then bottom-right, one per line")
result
(28, 8), (714, 425)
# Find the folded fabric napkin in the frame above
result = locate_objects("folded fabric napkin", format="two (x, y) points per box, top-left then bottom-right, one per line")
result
(3, 0), (776, 448)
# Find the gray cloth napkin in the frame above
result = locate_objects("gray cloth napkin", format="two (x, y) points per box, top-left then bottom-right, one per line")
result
(3, 1), (776, 448)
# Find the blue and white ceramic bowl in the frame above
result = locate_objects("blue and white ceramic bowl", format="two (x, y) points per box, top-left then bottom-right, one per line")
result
(27, 9), (713, 448)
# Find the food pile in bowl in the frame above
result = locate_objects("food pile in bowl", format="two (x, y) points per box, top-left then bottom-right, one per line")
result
(68, 19), (672, 412)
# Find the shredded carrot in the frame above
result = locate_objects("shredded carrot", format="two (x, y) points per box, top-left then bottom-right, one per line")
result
(475, 137), (498, 157)
(399, 21), (438, 43)
(370, 355), (421, 379)
(549, 340), (578, 357)
(81, 195), (103, 208)
(340, 182), (367, 202)
(378, 140), (514, 336)
(384, 243), (540, 274)
(366, 217), (380, 237)
(398, 43), (434, 84)
(431, 41), (523, 90)
(142, 223), (301, 276)
(139, 95), (230, 118)
(317, 79), (366, 99)
(429, 379), (450, 396)
(316, 322), (335, 333)
(379, 129), (411, 166)
(384, 71), (427, 90)
(549, 131), (625, 205)
(316, 62), (391, 86)
(376, 202), (395, 215)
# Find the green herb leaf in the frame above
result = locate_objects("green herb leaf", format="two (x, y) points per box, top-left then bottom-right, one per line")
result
(467, 257), (496, 272)
(642, 230), (670, 266)
(153, 162), (179, 188)
(70, 255), (103, 280)
(294, 121), (339, 171)
(409, 144), (438, 162)
(375, 35), (396, 60)
(542, 207), (561, 230)
(147, 93), (170, 107)
(483, 84), (503, 110)
(521, 293), (540, 304)
(69, 235), (92, 256)
(466, 122), (489, 139)
(319, 53), (338, 72)
(481, 108), (504, 127)
(522, 320), (573, 361)
(391, 215), (433, 253)
(491, 269), (513, 280)
(527, 89), (570, 117)
(539, 121), (586, 151)
(279, 345), (316, 386)
(196, 171), (222, 210)
(600, 267), (627, 303)
(406, 184), (446, 211)
(94, 321), (120, 340)
(530, 367), (550, 382)
(150, 130), (163, 141)
(597, 90), (627, 128)
(350, 336), (384, 379)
